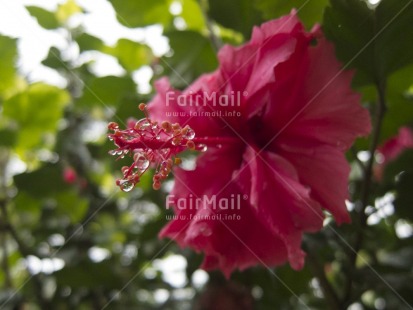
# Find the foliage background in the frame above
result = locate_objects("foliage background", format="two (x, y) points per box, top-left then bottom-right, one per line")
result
(0, 0), (413, 309)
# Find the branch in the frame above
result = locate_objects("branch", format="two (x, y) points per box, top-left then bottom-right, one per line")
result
(0, 205), (12, 288)
(0, 199), (50, 309)
(351, 146), (366, 174)
(343, 79), (387, 304)
(304, 242), (341, 310)
(197, 0), (222, 52)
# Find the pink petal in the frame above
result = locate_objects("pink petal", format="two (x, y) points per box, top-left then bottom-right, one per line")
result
(276, 142), (352, 223)
(160, 146), (306, 276)
(264, 37), (371, 150)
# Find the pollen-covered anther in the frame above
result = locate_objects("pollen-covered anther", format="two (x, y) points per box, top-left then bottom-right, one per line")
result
(138, 103), (146, 111)
(153, 181), (161, 190)
(161, 121), (172, 132)
(172, 137), (182, 146)
(121, 166), (129, 174)
(186, 140), (195, 150)
(108, 122), (119, 131)
(174, 157), (182, 165)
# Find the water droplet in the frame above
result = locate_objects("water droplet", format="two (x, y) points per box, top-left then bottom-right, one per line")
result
(135, 119), (151, 130)
(108, 136), (113, 141)
(183, 127), (195, 140)
(197, 144), (207, 152)
(116, 150), (123, 156)
(108, 150), (117, 156)
(135, 153), (149, 171)
(120, 180), (134, 192)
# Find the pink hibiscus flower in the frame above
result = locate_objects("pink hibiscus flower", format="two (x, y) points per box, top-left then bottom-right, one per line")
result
(108, 11), (371, 276)
(374, 127), (413, 180)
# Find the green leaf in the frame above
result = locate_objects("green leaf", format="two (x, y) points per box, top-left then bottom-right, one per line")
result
(3, 83), (70, 149)
(75, 33), (104, 52)
(76, 76), (136, 108)
(55, 261), (122, 288)
(41, 47), (67, 70)
(323, 0), (413, 84)
(180, 0), (206, 31)
(207, 0), (262, 39)
(161, 31), (218, 88)
(13, 192), (42, 226)
(56, 0), (83, 24)
(14, 164), (70, 198)
(255, 0), (329, 29)
(106, 39), (154, 72)
(0, 35), (18, 97)
(26, 6), (59, 29)
(55, 190), (89, 223)
(108, 0), (172, 27)
(0, 129), (17, 147)
(381, 65), (413, 141)
(393, 171), (413, 221)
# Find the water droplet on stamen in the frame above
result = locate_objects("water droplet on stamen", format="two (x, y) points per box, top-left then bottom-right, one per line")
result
(183, 127), (195, 140)
(197, 144), (207, 152)
(135, 119), (151, 130)
(108, 150), (117, 156)
(135, 152), (150, 171)
(120, 180), (134, 192)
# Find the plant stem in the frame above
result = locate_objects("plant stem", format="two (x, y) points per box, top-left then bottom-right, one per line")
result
(304, 243), (341, 310)
(343, 79), (387, 304)
(0, 198), (51, 309)
(197, 0), (222, 52)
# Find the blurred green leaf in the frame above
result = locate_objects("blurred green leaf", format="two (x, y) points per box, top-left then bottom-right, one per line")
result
(161, 31), (218, 88)
(384, 150), (413, 221)
(0, 35), (18, 97)
(56, 0), (83, 23)
(181, 0), (206, 31)
(106, 39), (154, 72)
(208, 0), (262, 39)
(255, 0), (328, 28)
(14, 164), (70, 198)
(3, 83), (70, 149)
(26, 6), (59, 29)
(108, 0), (172, 27)
(323, 0), (413, 84)
(76, 76), (136, 108)
(41, 47), (67, 70)
(3, 83), (69, 130)
(13, 192), (42, 225)
(56, 190), (89, 223)
(0, 129), (17, 147)
(55, 261), (122, 288)
(76, 33), (104, 52)
(381, 65), (413, 141)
